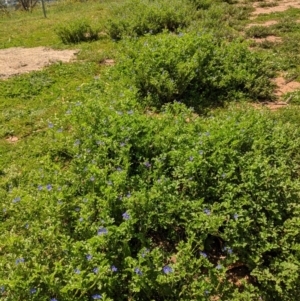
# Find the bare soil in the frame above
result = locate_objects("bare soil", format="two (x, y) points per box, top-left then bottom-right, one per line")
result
(251, 0), (300, 17)
(0, 47), (78, 79)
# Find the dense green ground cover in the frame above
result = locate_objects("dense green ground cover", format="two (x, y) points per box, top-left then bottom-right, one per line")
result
(1, 0), (300, 300)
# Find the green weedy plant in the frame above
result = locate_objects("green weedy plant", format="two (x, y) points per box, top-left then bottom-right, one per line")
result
(106, 0), (195, 40)
(56, 19), (99, 44)
(109, 32), (275, 110)
(2, 93), (300, 300)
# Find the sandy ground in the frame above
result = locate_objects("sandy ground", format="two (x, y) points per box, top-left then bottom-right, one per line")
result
(0, 47), (78, 79)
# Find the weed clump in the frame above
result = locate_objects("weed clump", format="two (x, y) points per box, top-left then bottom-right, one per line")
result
(109, 32), (275, 110)
(56, 19), (99, 44)
(106, 0), (195, 40)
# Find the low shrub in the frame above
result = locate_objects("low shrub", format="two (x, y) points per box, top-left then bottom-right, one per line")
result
(56, 19), (99, 44)
(2, 100), (300, 300)
(109, 32), (275, 110)
(106, 0), (195, 40)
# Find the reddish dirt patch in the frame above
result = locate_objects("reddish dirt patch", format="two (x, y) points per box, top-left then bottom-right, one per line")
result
(252, 35), (282, 43)
(274, 76), (300, 96)
(246, 20), (278, 28)
(6, 136), (19, 143)
(251, 0), (300, 17)
(0, 47), (78, 79)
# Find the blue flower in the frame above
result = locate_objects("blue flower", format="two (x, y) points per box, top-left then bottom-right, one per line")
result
(92, 294), (102, 300)
(234, 213), (239, 220)
(15, 258), (24, 264)
(93, 267), (99, 274)
(128, 110), (134, 115)
(86, 254), (92, 261)
(98, 227), (108, 235)
(74, 268), (80, 274)
(199, 150), (204, 155)
(122, 212), (130, 220)
(134, 267), (142, 276)
(48, 122), (54, 128)
(204, 290), (210, 295)
(30, 288), (37, 294)
(222, 246), (233, 255)
(144, 161), (151, 168)
(162, 265), (173, 274)
(111, 265), (118, 272)
(38, 185), (43, 191)
(204, 208), (211, 215)
(12, 197), (21, 203)
(116, 167), (122, 171)
(50, 298), (58, 301)
(216, 264), (222, 270)
(79, 217), (84, 222)
(200, 251), (207, 258)
(46, 184), (52, 191)
(0, 286), (5, 293)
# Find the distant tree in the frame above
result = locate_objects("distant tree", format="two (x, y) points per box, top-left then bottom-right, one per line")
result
(19, 0), (38, 11)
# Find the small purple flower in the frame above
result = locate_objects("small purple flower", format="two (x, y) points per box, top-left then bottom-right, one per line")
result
(222, 173), (226, 178)
(25, 223), (29, 229)
(107, 180), (112, 186)
(200, 251), (207, 258)
(120, 142), (126, 147)
(66, 109), (72, 115)
(30, 288), (37, 294)
(216, 264), (222, 270)
(128, 110), (134, 115)
(122, 212), (130, 220)
(48, 122), (54, 129)
(79, 217), (84, 222)
(189, 156), (194, 161)
(204, 290), (210, 295)
(134, 267), (142, 276)
(75, 207), (80, 212)
(0, 286), (5, 293)
(163, 265), (173, 274)
(46, 184), (52, 191)
(90, 176), (95, 182)
(144, 161), (151, 168)
(127, 192), (131, 197)
(50, 299), (58, 301)
(74, 268), (80, 274)
(234, 213), (239, 220)
(199, 150), (204, 155)
(86, 254), (92, 261)
(223, 246), (233, 255)
(16, 258), (25, 264)
(116, 167), (122, 171)
(92, 295), (102, 300)
(204, 208), (211, 215)
(93, 267), (99, 274)
(111, 265), (118, 272)
(38, 185), (43, 191)
(98, 227), (108, 235)
(57, 128), (63, 133)
(12, 197), (21, 203)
